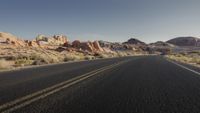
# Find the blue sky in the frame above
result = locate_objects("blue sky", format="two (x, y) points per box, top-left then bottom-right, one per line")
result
(0, 0), (200, 43)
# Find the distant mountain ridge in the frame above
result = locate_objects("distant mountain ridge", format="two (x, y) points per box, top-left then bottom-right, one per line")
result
(1, 32), (200, 55)
(149, 41), (175, 48)
(166, 37), (200, 47)
(123, 38), (146, 45)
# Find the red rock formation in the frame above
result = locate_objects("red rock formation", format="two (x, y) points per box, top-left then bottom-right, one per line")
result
(63, 42), (70, 47)
(80, 42), (94, 52)
(71, 40), (104, 52)
(0, 32), (106, 54)
(93, 41), (104, 52)
(72, 40), (81, 48)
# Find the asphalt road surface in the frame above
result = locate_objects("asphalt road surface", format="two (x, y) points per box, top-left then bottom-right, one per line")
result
(1, 56), (200, 113)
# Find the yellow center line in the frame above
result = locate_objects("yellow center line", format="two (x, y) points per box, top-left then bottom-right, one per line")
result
(0, 59), (131, 113)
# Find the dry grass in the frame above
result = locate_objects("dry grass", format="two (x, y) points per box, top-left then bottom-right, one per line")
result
(15, 59), (33, 67)
(0, 59), (11, 70)
(29, 53), (60, 64)
(98, 53), (110, 58)
(166, 51), (200, 67)
(63, 53), (85, 62)
(0, 45), (141, 69)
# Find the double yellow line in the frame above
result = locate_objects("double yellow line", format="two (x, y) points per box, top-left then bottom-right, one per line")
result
(0, 59), (131, 113)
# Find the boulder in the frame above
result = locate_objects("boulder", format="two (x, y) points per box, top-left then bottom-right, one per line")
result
(53, 35), (68, 43)
(28, 40), (39, 47)
(52, 35), (68, 46)
(72, 40), (81, 48)
(36, 35), (48, 42)
(37, 41), (49, 48)
(0, 38), (7, 43)
(35, 34), (69, 46)
(37, 41), (49, 45)
(63, 42), (70, 47)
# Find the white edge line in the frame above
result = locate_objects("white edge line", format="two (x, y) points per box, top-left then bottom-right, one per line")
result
(166, 59), (200, 76)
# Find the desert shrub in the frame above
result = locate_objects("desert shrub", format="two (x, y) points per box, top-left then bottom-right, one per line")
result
(189, 51), (200, 54)
(175, 54), (183, 57)
(180, 52), (187, 55)
(84, 55), (95, 60)
(167, 54), (200, 67)
(29, 53), (60, 64)
(32, 59), (48, 65)
(63, 54), (75, 62)
(49, 57), (60, 63)
(97, 53), (110, 58)
(190, 58), (200, 63)
(7, 54), (29, 61)
(29, 53), (46, 61)
(63, 54), (84, 62)
(17, 55), (30, 60)
(15, 59), (33, 66)
(116, 51), (127, 57)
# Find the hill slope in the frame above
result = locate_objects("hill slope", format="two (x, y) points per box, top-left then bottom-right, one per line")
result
(167, 37), (200, 47)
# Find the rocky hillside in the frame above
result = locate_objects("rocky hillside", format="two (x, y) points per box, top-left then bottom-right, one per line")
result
(0, 32), (105, 53)
(99, 41), (135, 51)
(167, 37), (200, 47)
(0, 32), (148, 70)
(148, 41), (175, 54)
(99, 39), (149, 54)
(0, 32), (26, 47)
(123, 38), (146, 45)
(1, 32), (200, 70)
(149, 41), (175, 48)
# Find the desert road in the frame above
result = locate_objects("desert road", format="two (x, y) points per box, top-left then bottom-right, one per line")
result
(1, 56), (200, 113)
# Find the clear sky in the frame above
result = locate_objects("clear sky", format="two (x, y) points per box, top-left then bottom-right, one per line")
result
(0, 0), (200, 43)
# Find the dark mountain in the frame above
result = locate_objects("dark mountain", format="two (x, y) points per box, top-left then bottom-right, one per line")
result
(166, 37), (200, 47)
(123, 38), (146, 45)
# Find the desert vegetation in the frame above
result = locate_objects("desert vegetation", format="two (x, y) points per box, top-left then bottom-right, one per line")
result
(2, 32), (199, 71)
(166, 51), (200, 67)
(1, 32), (150, 71)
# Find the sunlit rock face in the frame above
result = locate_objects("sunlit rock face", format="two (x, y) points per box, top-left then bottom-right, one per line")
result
(72, 40), (104, 52)
(0, 32), (26, 47)
(35, 34), (69, 47)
